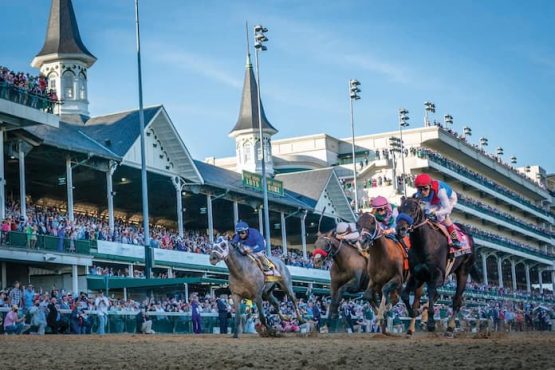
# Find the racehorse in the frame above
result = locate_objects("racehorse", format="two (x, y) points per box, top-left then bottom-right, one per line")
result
(314, 231), (369, 322)
(209, 238), (303, 338)
(356, 212), (414, 333)
(396, 197), (479, 335)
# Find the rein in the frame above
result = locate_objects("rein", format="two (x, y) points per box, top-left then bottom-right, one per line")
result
(320, 235), (344, 261)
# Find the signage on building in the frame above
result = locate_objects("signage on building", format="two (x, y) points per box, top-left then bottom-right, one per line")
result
(242, 171), (284, 196)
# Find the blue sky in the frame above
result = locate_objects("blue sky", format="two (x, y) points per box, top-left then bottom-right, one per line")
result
(2, 0), (554, 172)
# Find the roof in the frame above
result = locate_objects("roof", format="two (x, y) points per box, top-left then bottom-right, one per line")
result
(194, 160), (313, 210)
(229, 53), (277, 136)
(277, 168), (334, 201)
(24, 120), (119, 160)
(32, 0), (96, 68)
(79, 106), (162, 157)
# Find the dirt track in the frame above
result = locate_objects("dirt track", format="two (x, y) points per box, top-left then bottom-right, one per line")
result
(0, 332), (553, 369)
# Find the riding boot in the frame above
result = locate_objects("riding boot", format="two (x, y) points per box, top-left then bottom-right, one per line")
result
(259, 256), (274, 276)
(449, 230), (463, 249)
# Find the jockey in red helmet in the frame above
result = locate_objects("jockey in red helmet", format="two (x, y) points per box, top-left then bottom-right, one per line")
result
(414, 173), (462, 248)
(370, 196), (398, 235)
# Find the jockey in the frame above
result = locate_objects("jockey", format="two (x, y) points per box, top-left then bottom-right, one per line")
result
(370, 196), (398, 236)
(231, 220), (275, 275)
(414, 173), (462, 248)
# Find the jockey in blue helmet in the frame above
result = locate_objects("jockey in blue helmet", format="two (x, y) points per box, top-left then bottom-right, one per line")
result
(231, 220), (275, 275)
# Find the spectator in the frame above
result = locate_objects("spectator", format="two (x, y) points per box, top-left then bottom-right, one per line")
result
(136, 306), (155, 334)
(217, 295), (229, 334)
(94, 291), (110, 335)
(28, 299), (47, 335)
(191, 294), (202, 334)
(8, 281), (22, 307)
(4, 305), (28, 334)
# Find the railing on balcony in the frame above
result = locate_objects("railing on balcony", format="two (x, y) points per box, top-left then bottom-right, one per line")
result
(457, 197), (553, 239)
(0, 81), (60, 113)
(424, 150), (550, 216)
(2, 231), (91, 255)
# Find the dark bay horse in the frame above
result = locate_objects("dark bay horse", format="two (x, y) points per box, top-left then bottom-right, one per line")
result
(314, 231), (369, 320)
(396, 197), (479, 335)
(356, 212), (412, 333)
(209, 238), (302, 338)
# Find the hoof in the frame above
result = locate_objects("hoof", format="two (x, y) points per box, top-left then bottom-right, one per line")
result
(427, 325), (436, 333)
(444, 331), (454, 338)
(233, 334), (239, 339)
(406, 330), (413, 336)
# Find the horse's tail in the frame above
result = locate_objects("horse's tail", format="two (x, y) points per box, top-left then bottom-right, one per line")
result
(456, 223), (481, 283)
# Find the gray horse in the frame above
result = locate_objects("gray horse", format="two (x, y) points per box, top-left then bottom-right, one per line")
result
(209, 238), (303, 338)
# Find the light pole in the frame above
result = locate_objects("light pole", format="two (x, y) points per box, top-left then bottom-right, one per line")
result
(444, 114), (453, 130)
(480, 137), (488, 151)
(349, 79), (361, 213)
(463, 126), (472, 140)
(496, 147), (504, 159)
(424, 101), (435, 127)
(134, 0), (151, 278)
(398, 108), (409, 196)
(253, 24), (271, 256)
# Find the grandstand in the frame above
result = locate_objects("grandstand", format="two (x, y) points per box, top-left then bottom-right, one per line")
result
(0, 0), (553, 332)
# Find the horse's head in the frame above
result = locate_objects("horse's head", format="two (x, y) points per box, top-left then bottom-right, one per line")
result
(313, 230), (337, 266)
(356, 212), (381, 245)
(396, 196), (424, 237)
(209, 237), (230, 265)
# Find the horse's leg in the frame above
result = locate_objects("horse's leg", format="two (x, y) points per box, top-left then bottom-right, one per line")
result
(265, 288), (285, 321)
(404, 278), (424, 336)
(426, 269), (443, 332)
(379, 278), (402, 335)
(254, 295), (271, 334)
(446, 267), (469, 336)
(231, 293), (241, 338)
(281, 281), (304, 323)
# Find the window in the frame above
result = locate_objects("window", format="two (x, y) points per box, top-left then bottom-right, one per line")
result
(79, 72), (87, 100)
(62, 71), (75, 99)
(244, 142), (252, 163)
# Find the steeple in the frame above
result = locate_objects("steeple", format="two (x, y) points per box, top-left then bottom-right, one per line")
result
(32, 0), (96, 68)
(31, 0), (96, 119)
(229, 52), (277, 137)
(230, 42), (277, 175)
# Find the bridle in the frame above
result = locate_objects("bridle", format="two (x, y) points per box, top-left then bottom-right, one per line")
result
(359, 213), (384, 247)
(318, 234), (344, 262)
(397, 199), (427, 236)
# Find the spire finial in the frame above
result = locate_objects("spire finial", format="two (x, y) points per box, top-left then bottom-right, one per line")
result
(245, 21), (252, 67)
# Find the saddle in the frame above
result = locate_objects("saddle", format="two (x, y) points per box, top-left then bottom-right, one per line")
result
(246, 254), (281, 282)
(426, 221), (472, 257)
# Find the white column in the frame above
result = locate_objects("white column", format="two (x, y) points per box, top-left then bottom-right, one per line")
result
(511, 260), (517, 291)
(497, 256), (503, 288)
(66, 157), (74, 222)
(128, 263), (134, 278)
(167, 267), (173, 279)
(18, 140), (26, 219)
(258, 207), (263, 234)
(71, 264), (78, 295)
(525, 264), (531, 293)
(552, 271), (555, 294)
(106, 169), (115, 235)
(172, 176), (184, 238)
(301, 211), (307, 260)
(123, 287), (128, 301)
(233, 201), (239, 225)
(538, 269), (543, 294)
(0, 127), (5, 220)
(207, 194), (214, 243)
(1, 261), (6, 290)
(184, 283), (189, 303)
(281, 212), (287, 256)
(481, 252), (488, 286)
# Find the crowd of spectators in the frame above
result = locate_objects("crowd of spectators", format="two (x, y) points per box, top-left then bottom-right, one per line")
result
(0, 66), (59, 112)
(419, 148), (549, 215)
(457, 194), (554, 238)
(1, 201), (331, 271)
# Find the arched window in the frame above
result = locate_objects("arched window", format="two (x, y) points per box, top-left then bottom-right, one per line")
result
(78, 72), (87, 100)
(244, 142), (252, 163)
(62, 71), (75, 100)
(47, 72), (58, 91)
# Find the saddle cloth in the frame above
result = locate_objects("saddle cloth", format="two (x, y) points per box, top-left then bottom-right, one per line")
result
(246, 254), (281, 282)
(431, 222), (472, 257)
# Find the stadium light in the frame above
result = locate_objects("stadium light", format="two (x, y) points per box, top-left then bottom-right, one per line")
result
(463, 126), (472, 139)
(349, 79), (361, 213)
(424, 101), (435, 126)
(444, 114), (453, 130)
(253, 23), (271, 255)
(480, 137), (488, 150)
(496, 147), (504, 157)
(398, 108), (409, 196)
(510, 156), (517, 165)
